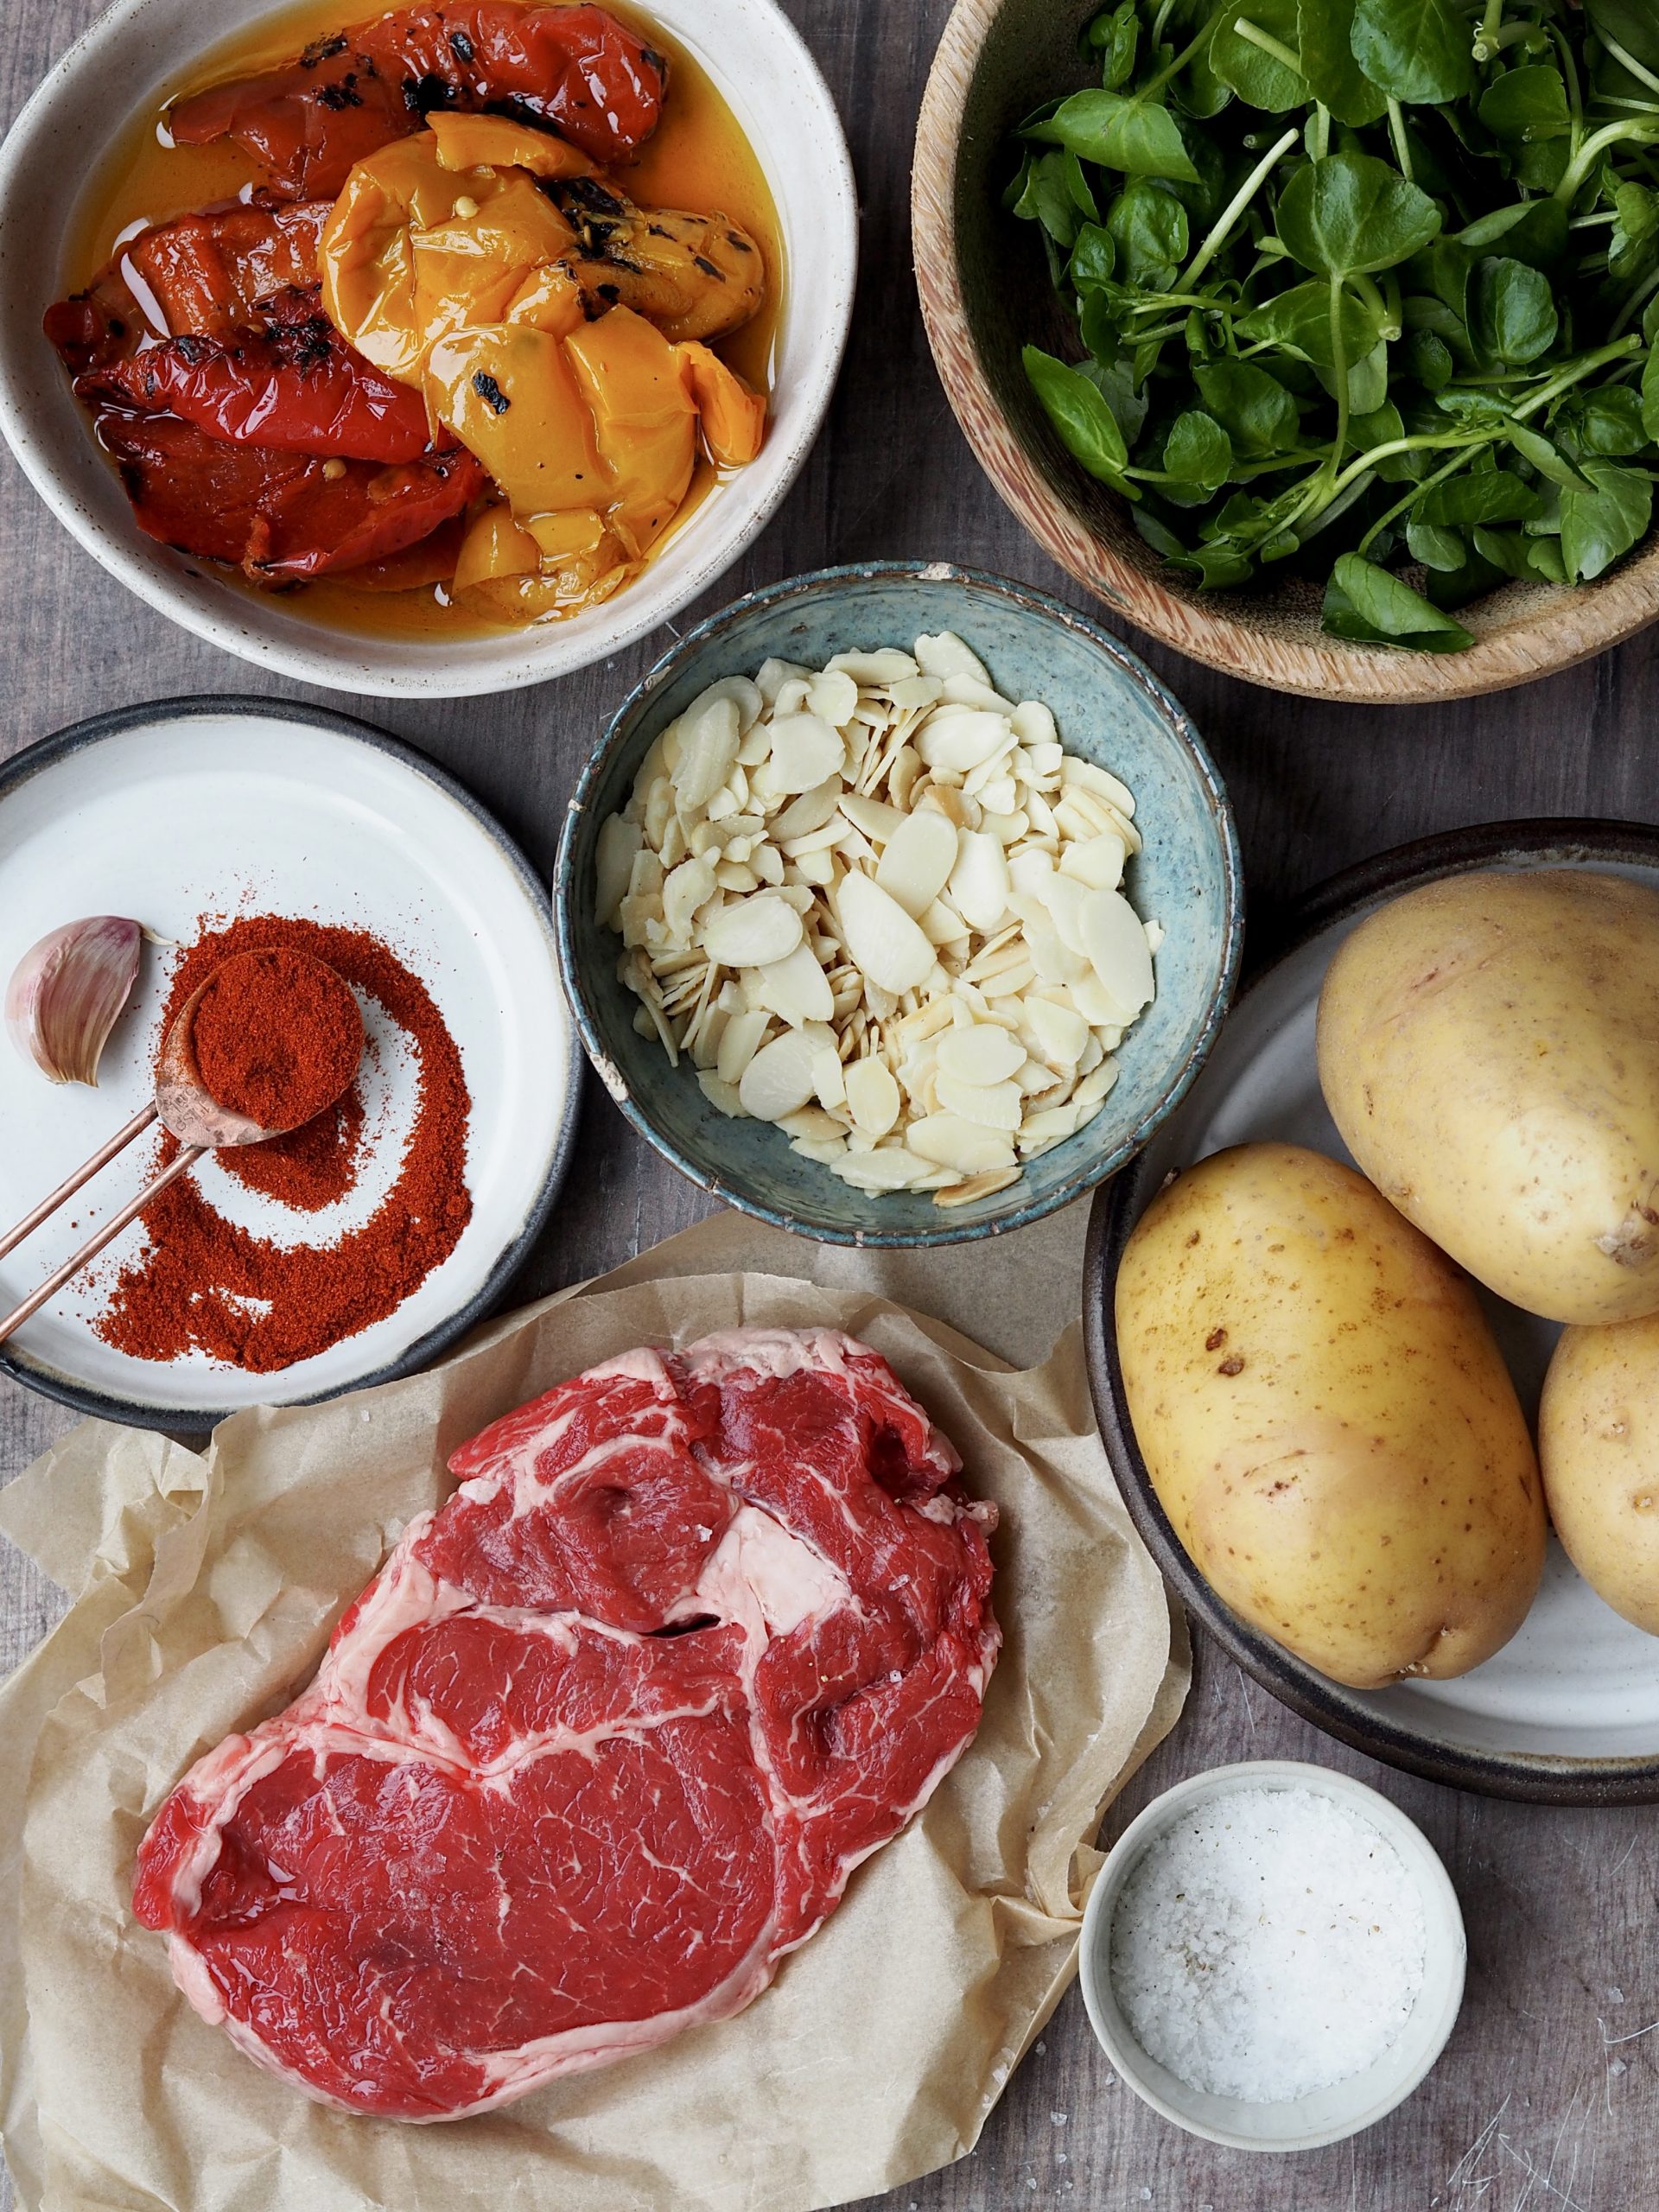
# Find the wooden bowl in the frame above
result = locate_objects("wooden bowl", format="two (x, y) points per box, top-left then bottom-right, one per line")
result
(912, 0), (1659, 703)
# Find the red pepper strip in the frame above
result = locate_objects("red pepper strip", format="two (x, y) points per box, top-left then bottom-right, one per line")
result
(168, 3), (666, 200)
(349, 511), (468, 589)
(126, 201), (328, 340)
(45, 202), (329, 372)
(95, 410), (484, 582)
(78, 327), (434, 464)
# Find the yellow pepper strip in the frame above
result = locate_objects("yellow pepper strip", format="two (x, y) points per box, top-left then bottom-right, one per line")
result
(453, 500), (541, 591)
(428, 112), (594, 179)
(321, 137), (572, 378)
(319, 128), (769, 622)
(677, 341), (767, 467)
(563, 308), (698, 558)
(425, 323), (607, 515)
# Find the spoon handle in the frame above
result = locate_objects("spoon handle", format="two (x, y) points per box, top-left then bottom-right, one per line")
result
(0, 1102), (159, 1265)
(0, 1142), (202, 1350)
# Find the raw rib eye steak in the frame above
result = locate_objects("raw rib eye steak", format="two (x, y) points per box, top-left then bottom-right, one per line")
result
(133, 1327), (999, 2120)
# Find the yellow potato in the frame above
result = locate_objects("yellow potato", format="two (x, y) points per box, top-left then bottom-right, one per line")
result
(1540, 1318), (1659, 1634)
(1318, 869), (1659, 1325)
(1116, 1141), (1545, 1688)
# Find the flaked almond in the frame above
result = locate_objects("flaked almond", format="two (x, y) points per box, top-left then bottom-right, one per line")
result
(1080, 887), (1154, 1015)
(936, 1022), (1024, 1087)
(702, 892), (804, 969)
(874, 807), (958, 920)
(836, 872), (935, 995)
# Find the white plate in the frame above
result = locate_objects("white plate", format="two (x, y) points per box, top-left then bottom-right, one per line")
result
(0, 701), (579, 1427)
(1087, 823), (1659, 1802)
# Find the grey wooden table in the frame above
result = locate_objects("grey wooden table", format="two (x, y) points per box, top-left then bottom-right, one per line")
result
(4, 3), (1659, 2208)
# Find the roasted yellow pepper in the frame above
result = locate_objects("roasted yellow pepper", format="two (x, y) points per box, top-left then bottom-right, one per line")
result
(318, 120), (766, 621)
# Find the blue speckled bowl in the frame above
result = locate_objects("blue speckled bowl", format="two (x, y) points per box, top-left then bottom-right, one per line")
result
(556, 563), (1243, 1246)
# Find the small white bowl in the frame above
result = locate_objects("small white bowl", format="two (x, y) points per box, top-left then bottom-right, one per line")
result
(1078, 1760), (1466, 2152)
(0, 0), (855, 698)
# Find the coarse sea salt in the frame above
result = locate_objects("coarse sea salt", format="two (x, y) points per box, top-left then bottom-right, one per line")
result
(1109, 1785), (1427, 2103)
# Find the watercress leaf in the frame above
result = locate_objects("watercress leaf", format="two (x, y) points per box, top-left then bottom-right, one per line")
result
(1132, 508), (1192, 560)
(1296, 0), (1387, 125)
(1560, 460), (1654, 582)
(1405, 237), (1471, 321)
(1407, 515), (1467, 569)
(1433, 385), (1509, 428)
(1236, 278), (1384, 370)
(1586, 0), (1659, 73)
(1162, 122), (1227, 222)
(1079, 347), (1152, 442)
(1527, 533), (1568, 584)
(1611, 182), (1659, 283)
(1170, 16), (1236, 119)
(1424, 540), (1509, 610)
(1403, 293), (1476, 370)
(1350, 0), (1476, 105)
(1322, 552), (1477, 649)
(1419, 469), (1544, 524)
(1030, 89), (1201, 182)
(1455, 198), (1568, 273)
(1349, 400), (1422, 480)
(1068, 221), (1117, 292)
(1557, 385), (1649, 460)
(1470, 257), (1558, 366)
(1403, 327), (1454, 391)
(1511, 137), (1570, 194)
(1645, 295), (1659, 350)
(1106, 178), (1190, 288)
(1213, 0), (1308, 111)
(1472, 526), (1568, 585)
(1343, 335), (1390, 416)
(1063, 149), (1100, 221)
(1506, 423), (1582, 487)
(1276, 150), (1442, 276)
(1022, 346), (1139, 495)
(1477, 66), (1571, 145)
(1084, 0), (1141, 90)
(1134, 505), (1256, 586)
(1193, 358), (1302, 454)
(1165, 410), (1235, 487)
(1012, 149), (1085, 246)
(1643, 346), (1659, 444)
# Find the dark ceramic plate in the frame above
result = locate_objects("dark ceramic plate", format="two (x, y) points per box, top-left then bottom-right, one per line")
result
(1085, 819), (1659, 1806)
(0, 697), (581, 1431)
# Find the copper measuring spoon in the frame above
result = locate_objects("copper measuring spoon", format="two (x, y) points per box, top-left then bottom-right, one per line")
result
(0, 960), (361, 1347)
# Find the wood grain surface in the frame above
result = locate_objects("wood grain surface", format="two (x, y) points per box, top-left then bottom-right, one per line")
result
(3, 3), (1659, 2207)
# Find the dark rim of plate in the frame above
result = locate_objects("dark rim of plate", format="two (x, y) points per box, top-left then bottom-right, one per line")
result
(555, 558), (1244, 1248)
(1085, 816), (1659, 1808)
(0, 695), (583, 1434)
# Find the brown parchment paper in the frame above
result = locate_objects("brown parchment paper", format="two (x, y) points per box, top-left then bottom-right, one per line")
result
(0, 1205), (1187, 2212)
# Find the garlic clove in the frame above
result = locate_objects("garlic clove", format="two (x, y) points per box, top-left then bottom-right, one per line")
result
(6, 915), (142, 1085)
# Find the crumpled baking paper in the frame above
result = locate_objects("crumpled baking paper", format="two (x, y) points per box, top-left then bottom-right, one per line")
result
(0, 1207), (1186, 2212)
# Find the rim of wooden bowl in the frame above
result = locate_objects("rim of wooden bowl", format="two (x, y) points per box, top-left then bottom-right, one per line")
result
(911, 0), (1659, 703)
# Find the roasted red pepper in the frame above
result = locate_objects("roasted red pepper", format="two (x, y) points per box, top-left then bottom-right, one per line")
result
(44, 201), (328, 370)
(96, 411), (482, 582)
(169, 3), (668, 200)
(78, 324), (434, 463)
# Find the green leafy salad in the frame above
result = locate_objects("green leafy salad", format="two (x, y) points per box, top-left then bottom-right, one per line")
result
(1008, 0), (1659, 652)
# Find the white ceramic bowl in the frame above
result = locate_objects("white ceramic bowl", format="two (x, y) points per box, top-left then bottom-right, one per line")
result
(1078, 1760), (1466, 2152)
(0, 0), (855, 697)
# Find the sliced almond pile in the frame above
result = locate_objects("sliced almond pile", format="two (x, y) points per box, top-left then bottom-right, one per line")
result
(595, 632), (1162, 1207)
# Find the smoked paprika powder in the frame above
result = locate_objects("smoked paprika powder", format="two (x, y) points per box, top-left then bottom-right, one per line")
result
(190, 946), (364, 1130)
(94, 915), (472, 1373)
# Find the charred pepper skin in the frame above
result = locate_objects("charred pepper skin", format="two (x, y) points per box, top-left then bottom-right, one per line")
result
(168, 3), (669, 200)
